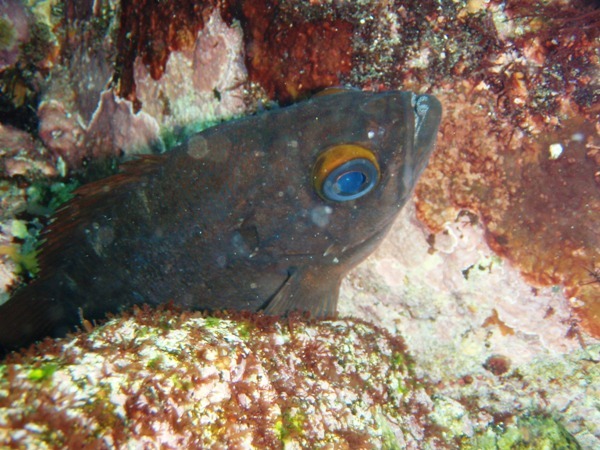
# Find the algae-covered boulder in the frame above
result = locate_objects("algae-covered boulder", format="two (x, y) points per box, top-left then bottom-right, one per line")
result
(0, 307), (584, 449)
(0, 308), (432, 449)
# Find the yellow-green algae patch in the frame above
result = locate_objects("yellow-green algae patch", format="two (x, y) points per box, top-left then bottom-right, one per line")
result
(463, 415), (581, 450)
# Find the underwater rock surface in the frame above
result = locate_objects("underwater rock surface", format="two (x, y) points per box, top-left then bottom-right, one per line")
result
(0, 309), (587, 449)
(0, 309), (431, 448)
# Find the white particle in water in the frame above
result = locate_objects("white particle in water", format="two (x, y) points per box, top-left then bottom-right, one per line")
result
(548, 143), (563, 160)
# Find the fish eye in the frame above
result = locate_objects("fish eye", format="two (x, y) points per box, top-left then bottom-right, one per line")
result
(313, 144), (380, 202)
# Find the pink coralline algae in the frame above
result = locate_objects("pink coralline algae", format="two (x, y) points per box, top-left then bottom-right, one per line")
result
(0, 1), (30, 71)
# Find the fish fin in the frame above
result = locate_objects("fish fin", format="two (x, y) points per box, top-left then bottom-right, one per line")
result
(264, 267), (340, 319)
(0, 156), (166, 356)
(75, 155), (165, 197)
(36, 155), (165, 274)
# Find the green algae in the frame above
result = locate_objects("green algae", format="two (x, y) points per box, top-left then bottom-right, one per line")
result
(204, 316), (221, 328)
(146, 356), (162, 370)
(0, 180), (79, 278)
(236, 322), (251, 340)
(276, 409), (306, 443)
(0, 241), (39, 276)
(27, 363), (58, 382)
(0, 17), (16, 50)
(20, 20), (54, 67)
(377, 411), (403, 450)
(464, 415), (581, 450)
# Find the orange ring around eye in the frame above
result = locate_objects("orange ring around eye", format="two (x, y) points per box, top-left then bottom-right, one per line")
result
(313, 144), (380, 201)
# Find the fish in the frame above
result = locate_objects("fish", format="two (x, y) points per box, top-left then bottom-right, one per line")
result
(0, 89), (441, 354)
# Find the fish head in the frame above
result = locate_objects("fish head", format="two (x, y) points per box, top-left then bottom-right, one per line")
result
(268, 89), (442, 270)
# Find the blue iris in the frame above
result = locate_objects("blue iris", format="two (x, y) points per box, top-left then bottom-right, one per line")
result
(334, 171), (367, 195)
(322, 158), (378, 202)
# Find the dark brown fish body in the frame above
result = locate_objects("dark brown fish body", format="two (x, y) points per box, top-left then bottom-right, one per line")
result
(0, 90), (441, 354)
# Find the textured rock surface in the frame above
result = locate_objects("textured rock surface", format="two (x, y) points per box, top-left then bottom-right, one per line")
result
(1, 309), (589, 449)
(339, 201), (600, 448)
(0, 310), (434, 448)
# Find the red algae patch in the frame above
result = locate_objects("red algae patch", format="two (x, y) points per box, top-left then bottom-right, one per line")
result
(113, 0), (354, 106)
(114, 0), (218, 105)
(483, 354), (511, 376)
(226, 0), (353, 102)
